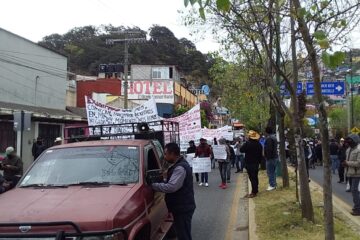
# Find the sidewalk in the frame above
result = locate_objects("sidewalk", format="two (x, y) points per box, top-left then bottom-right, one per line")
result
(247, 169), (360, 240)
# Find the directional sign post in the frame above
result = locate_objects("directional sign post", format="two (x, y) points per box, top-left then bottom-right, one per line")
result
(306, 81), (345, 95)
(280, 83), (303, 96)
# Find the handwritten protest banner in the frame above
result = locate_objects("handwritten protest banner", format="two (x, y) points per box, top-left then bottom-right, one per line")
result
(169, 104), (202, 151)
(192, 157), (211, 173)
(212, 145), (227, 160)
(86, 96), (160, 126)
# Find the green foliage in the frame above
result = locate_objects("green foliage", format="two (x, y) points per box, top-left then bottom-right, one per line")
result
(209, 56), (269, 131)
(313, 30), (326, 40)
(201, 109), (209, 127)
(321, 51), (346, 69)
(216, 0), (231, 12)
(38, 25), (213, 81)
(328, 107), (348, 136)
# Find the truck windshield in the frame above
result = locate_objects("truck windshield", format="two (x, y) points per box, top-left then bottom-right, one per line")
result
(20, 146), (139, 186)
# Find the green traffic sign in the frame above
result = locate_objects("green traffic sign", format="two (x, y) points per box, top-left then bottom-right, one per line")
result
(346, 75), (360, 83)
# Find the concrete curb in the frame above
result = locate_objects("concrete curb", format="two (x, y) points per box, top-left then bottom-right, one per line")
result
(228, 173), (249, 240)
(248, 178), (258, 240)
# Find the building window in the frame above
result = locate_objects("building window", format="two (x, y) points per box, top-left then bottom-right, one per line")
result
(152, 69), (161, 79)
(152, 67), (170, 79)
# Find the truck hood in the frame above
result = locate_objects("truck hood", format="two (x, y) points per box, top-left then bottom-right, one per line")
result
(0, 185), (135, 231)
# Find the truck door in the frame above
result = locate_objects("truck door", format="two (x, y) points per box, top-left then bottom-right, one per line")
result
(144, 146), (168, 237)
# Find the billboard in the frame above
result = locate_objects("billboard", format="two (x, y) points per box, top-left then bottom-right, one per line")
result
(125, 80), (174, 104)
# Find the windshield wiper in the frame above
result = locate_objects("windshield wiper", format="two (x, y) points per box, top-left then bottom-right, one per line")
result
(67, 181), (129, 186)
(20, 184), (68, 188)
(68, 181), (111, 186)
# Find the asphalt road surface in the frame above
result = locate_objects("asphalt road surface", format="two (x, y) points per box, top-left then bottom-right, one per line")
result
(192, 166), (244, 240)
(309, 166), (353, 206)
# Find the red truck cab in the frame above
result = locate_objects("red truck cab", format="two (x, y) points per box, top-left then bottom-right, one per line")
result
(0, 136), (175, 239)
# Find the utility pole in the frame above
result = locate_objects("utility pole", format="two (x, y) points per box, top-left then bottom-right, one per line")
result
(350, 50), (354, 130)
(106, 30), (146, 108)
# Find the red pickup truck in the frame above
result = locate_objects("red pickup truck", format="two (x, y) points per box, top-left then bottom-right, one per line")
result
(0, 138), (175, 240)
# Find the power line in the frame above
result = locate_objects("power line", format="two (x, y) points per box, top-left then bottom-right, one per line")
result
(0, 74), (65, 102)
(0, 49), (65, 59)
(0, 64), (68, 99)
(0, 57), (68, 79)
(0, 53), (69, 77)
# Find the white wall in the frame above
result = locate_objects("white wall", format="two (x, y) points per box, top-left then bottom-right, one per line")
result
(0, 28), (67, 110)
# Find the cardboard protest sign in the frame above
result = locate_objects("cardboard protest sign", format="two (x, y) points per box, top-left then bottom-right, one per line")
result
(186, 153), (195, 168)
(192, 157), (211, 173)
(212, 145), (227, 160)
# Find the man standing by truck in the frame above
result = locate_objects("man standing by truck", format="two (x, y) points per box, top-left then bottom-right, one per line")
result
(152, 143), (196, 240)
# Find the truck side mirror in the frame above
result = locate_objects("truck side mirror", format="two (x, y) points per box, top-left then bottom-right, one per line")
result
(146, 169), (163, 185)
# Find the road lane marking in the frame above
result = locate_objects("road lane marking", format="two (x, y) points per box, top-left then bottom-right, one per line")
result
(225, 174), (243, 240)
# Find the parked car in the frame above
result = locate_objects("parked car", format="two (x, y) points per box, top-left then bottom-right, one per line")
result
(0, 139), (173, 240)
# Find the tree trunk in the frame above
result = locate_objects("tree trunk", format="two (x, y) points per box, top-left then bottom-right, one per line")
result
(279, 112), (289, 188)
(290, 0), (314, 222)
(292, 0), (334, 238)
(288, 129), (299, 202)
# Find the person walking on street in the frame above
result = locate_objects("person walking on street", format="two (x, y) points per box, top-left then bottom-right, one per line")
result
(264, 126), (278, 191)
(342, 134), (360, 216)
(187, 140), (199, 183)
(0, 147), (23, 188)
(195, 138), (212, 187)
(240, 130), (262, 198)
(226, 140), (235, 183)
(32, 137), (46, 161)
(315, 140), (323, 166)
(330, 139), (340, 174)
(303, 140), (312, 178)
(152, 143), (196, 240)
(338, 138), (347, 183)
(218, 138), (230, 189)
(234, 139), (245, 173)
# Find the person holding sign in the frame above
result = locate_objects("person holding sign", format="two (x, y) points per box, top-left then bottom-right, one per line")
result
(152, 143), (196, 240)
(215, 138), (231, 189)
(195, 138), (212, 187)
(187, 140), (199, 183)
(240, 130), (262, 198)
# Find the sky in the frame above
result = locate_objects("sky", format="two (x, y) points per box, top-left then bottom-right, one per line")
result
(0, 0), (220, 53)
(1, 0), (359, 54)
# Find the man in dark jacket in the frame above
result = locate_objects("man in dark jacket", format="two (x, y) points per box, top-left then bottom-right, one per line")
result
(314, 140), (323, 166)
(0, 147), (23, 188)
(152, 143), (196, 240)
(240, 130), (263, 198)
(264, 126), (278, 191)
(32, 137), (47, 161)
(338, 138), (347, 183)
(330, 139), (340, 174)
(187, 140), (199, 183)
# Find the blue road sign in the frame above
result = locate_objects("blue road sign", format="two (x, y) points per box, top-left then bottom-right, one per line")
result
(201, 85), (210, 95)
(280, 83), (303, 96)
(306, 81), (345, 95)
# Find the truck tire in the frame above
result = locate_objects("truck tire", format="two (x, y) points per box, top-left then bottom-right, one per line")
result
(164, 224), (177, 239)
(134, 225), (150, 240)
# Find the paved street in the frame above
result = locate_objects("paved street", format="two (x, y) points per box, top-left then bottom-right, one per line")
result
(192, 167), (245, 240)
(309, 166), (352, 206)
